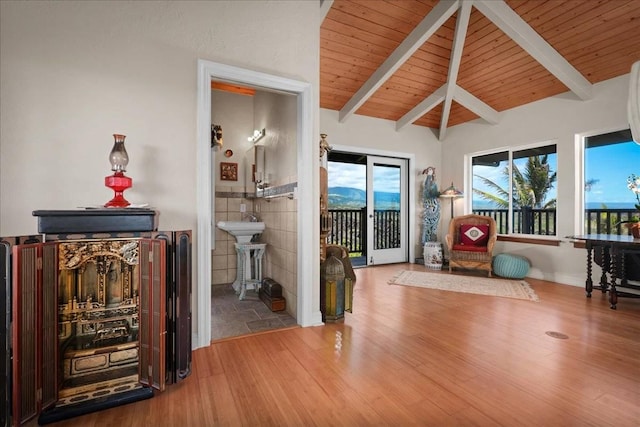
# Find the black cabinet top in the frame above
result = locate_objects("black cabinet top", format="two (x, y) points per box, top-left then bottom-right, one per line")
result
(33, 209), (159, 233)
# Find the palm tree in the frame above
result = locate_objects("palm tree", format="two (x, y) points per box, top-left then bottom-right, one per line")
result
(584, 178), (599, 192)
(474, 155), (557, 209)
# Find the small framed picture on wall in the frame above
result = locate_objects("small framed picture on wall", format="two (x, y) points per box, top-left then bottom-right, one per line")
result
(220, 162), (238, 181)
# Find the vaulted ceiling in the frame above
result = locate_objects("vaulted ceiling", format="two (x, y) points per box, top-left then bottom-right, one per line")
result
(320, 0), (640, 139)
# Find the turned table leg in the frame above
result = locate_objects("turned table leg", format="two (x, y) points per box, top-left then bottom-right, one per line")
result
(599, 246), (609, 293)
(609, 245), (618, 310)
(585, 244), (593, 297)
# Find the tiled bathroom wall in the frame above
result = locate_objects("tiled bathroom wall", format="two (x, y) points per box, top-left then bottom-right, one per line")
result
(255, 181), (298, 317)
(212, 180), (298, 318)
(212, 186), (254, 286)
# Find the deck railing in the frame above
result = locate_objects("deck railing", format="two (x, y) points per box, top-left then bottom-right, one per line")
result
(328, 207), (638, 255)
(473, 208), (638, 236)
(327, 208), (400, 254)
(582, 208), (639, 235)
(472, 208), (557, 235)
(328, 208), (366, 254)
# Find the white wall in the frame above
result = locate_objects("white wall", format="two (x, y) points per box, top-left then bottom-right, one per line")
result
(0, 1), (320, 342)
(443, 74), (633, 286)
(320, 108), (442, 258)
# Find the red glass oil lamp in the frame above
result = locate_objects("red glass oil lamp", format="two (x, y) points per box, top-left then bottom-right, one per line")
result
(104, 134), (132, 207)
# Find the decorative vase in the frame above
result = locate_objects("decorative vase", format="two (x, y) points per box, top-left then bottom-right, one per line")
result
(423, 242), (443, 270)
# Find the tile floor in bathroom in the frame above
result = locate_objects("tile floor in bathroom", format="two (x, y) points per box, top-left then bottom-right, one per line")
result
(211, 283), (298, 341)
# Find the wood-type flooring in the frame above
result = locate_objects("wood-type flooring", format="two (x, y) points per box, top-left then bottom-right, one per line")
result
(34, 264), (640, 426)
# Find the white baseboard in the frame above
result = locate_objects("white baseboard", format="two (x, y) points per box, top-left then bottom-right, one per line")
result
(526, 268), (585, 288)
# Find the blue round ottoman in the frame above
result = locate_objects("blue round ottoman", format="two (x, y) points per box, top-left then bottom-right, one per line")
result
(493, 253), (530, 279)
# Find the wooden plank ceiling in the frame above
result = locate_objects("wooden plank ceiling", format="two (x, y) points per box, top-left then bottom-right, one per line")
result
(320, 0), (640, 139)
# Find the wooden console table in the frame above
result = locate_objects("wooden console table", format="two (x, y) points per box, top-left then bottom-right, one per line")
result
(571, 234), (640, 309)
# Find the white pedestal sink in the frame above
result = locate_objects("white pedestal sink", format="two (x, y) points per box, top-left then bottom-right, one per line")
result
(216, 221), (266, 298)
(216, 221), (265, 244)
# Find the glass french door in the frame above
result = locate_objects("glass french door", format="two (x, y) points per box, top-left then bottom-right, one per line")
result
(366, 156), (408, 265)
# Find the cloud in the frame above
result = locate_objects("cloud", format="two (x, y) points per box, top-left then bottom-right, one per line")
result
(328, 162), (366, 190)
(373, 165), (400, 192)
(327, 162), (400, 193)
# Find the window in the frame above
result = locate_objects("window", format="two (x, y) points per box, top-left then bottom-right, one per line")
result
(471, 143), (557, 236)
(582, 129), (639, 235)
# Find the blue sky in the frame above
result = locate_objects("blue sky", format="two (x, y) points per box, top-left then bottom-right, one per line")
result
(328, 162), (365, 190)
(329, 140), (640, 207)
(584, 141), (640, 206)
(327, 162), (400, 193)
(472, 153), (560, 203)
(473, 140), (640, 208)
(472, 156), (560, 207)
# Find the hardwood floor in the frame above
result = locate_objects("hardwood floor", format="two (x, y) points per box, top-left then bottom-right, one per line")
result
(43, 264), (640, 426)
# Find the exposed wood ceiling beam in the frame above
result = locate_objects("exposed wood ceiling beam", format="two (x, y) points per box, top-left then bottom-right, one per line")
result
(453, 85), (501, 125)
(439, 0), (473, 141)
(320, 0), (333, 23)
(396, 85), (447, 131)
(474, 0), (593, 101)
(339, 0), (460, 123)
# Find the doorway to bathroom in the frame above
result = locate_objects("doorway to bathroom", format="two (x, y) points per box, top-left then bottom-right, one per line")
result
(327, 151), (408, 266)
(209, 82), (299, 341)
(196, 60), (318, 348)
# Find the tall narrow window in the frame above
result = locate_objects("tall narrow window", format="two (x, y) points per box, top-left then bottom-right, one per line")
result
(471, 143), (557, 236)
(583, 129), (639, 235)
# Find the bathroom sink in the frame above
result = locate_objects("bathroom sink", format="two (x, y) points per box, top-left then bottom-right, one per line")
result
(216, 221), (265, 243)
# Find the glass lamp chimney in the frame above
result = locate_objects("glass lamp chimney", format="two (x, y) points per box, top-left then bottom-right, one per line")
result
(109, 134), (129, 172)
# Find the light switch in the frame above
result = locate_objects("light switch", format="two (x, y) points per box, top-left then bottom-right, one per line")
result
(240, 203), (246, 213)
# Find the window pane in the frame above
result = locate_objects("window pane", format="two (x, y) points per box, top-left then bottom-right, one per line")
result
(584, 130), (639, 235)
(472, 151), (509, 233)
(471, 144), (557, 236)
(512, 144), (557, 235)
(372, 163), (400, 249)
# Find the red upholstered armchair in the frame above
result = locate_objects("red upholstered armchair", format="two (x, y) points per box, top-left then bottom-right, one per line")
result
(445, 214), (498, 277)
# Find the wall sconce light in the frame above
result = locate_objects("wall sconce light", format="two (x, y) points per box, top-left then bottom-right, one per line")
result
(104, 134), (132, 207)
(211, 124), (223, 151)
(439, 182), (464, 219)
(248, 128), (265, 144)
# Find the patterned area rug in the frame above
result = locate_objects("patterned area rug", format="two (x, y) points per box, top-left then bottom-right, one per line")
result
(389, 270), (539, 302)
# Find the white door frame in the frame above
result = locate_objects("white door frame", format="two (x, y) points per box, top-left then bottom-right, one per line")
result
(331, 144), (416, 264)
(366, 155), (408, 265)
(195, 60), (321, 349)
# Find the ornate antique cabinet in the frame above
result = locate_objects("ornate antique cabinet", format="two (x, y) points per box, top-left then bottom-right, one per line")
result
(1, 209), (192, 426)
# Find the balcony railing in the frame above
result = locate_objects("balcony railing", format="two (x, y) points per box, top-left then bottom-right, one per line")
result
(473, 208), (557, 235)
(328, 208), (366, 254)
(327, 208), (400, 255)
(582, 208), (639, 235)
(473, 208), (638, 236)
(328, 207), (638, 256)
